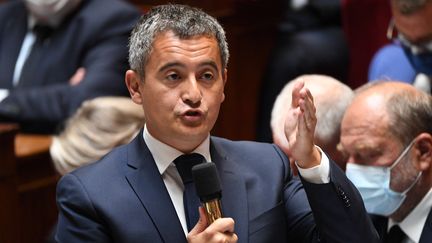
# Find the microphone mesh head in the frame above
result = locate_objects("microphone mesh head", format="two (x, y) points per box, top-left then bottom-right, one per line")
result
(192, 162), (222, 202)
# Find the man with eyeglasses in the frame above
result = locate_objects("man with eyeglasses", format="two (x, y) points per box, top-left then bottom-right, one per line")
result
(368, 0), (432, 94)
(340, 81), (432, 243)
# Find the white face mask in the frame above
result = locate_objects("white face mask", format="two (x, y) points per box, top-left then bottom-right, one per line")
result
(345, 140), (421, 216)
(24, 0), (82, 27)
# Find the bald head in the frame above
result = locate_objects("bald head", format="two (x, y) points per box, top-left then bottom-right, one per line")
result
(344, 81), (432, 146)
(271, 74), (354, 168)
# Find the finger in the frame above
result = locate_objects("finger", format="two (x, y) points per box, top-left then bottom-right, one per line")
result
(226, 232), (238, 243)
(297, 111), (308, 134)
(299, 101), (315, 132)
(298, 89), (316, 130)
(69, 67), (86, 86)
(304, 87), (314, 103)
(208, 217), (235, 234)
(291, 80), (305, 108)
(189, 207), (209, 236)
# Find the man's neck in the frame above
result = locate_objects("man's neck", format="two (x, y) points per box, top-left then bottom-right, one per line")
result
(391, 175), (432, 222)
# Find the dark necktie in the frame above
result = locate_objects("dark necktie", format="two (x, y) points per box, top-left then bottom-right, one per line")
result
(174, 153), (205, 231)
(385, 225), (406, 243)
(18, 25), (53, 86)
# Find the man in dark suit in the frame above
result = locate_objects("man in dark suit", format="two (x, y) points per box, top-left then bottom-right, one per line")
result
(0, 0), (140, 133)
(342, 81), (432, 243)
(56, 4), (379, 242)
(256, 0), (348, 143)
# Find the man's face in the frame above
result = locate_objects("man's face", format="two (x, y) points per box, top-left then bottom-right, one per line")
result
(392, 1), (432, 46)
(339, 93), (403, 168)
(126, 31), (226, 152)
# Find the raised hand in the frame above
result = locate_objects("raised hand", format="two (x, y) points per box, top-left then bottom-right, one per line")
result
(284, 80), (321, 168)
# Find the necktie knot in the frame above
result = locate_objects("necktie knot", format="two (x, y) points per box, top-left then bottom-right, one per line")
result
(174, 153), (205, 184)
(385, 225), (406, 243)
(33, 24), (53, 41)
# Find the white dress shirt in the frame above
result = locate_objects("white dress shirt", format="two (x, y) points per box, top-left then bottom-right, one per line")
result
(0, 17), (37, 103)
(388, 188), (432, 243)
(143, 125), (331, 235)
(13, 17), (37, 86)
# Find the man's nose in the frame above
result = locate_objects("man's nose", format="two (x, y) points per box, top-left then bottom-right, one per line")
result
(182, 76), (202, 105)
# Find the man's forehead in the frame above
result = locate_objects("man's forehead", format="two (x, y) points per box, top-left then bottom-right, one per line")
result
(152, 30), (216, 44)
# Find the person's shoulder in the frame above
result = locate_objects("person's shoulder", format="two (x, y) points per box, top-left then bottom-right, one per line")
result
(69, 141), (130, 180)
(78, 0), (140, 20)
(369, 43), (416, 82)
(211, 136), (274, 148)
(0, 0), (25, 17)
(68, 0), (140, 36)
(210, 137), (290, 179)
(211, 136), (287, 161)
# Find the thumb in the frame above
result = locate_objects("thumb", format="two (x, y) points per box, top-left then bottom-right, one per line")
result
(188, 207), (208, 236)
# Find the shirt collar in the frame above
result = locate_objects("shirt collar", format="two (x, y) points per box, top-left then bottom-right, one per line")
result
(389, 188), (432, 243)
(143, 125), (211, 175)
(28, 16), (36, 30)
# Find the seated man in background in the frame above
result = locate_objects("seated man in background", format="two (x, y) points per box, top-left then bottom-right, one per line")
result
(341, 81), (432, 242)
(56, 4), (379, 242)
(368, 0), (432, 93)
(50, 96), (144, 175)
(256, 0), (349, 142)
(271, 74), (354, 171)
(0, 0), (141, 133)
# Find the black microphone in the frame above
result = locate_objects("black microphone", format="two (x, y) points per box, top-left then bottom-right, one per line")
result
(192, 162), (223, 224)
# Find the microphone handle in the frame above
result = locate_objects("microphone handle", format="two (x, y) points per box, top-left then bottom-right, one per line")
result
(202, 198), (223, 224)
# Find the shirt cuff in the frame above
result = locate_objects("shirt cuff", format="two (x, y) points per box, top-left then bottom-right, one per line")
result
(296, 146), (330, 184)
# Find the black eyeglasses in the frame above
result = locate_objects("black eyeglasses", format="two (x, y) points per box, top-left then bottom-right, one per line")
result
(386, 18), (432, 55)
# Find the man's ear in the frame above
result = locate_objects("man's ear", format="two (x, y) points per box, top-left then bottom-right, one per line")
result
(413, 133), (432, 171)
(221, 68), (227, 103)
(125, 70), (143, 104)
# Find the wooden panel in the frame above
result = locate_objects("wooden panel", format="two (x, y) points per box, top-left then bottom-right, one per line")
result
(212, 1), (281, 140)
(0, 125), (58, 243)
(0, 125), (20, 243)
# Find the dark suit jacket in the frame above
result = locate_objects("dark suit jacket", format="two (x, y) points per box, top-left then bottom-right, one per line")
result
(0, 0), (140, 133)
(56, 135), (379, 242)
(371, 211), (432, 243)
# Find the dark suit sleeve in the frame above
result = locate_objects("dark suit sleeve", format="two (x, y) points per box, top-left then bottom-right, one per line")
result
(0, 4), (140, 133)
(0, 33), (131, 121)
(299, 160), (381, 243)
(56, 173), (111, 242)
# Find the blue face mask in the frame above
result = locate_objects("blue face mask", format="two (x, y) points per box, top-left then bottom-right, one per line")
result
(345, 140), (421, 216)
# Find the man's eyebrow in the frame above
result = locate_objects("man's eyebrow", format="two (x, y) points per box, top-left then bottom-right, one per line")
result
(158, 60), (220, 73)
(354, 143), (380, 154)
(158, 62), (186, 72)
(199, 61), (219, 72)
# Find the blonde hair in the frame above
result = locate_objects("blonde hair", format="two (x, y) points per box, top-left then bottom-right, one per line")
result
(50, 97), (145, 175)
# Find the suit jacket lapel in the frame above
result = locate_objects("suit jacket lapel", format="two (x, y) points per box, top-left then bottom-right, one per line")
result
(369, 214), (388, 242)
(210, 138), (249, 243)
(125, 135), (186, 243)
(420, 209), (432, 243)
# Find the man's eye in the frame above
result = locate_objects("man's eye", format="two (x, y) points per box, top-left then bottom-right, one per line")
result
(166, 73), (181, 81)
(201, 72), (214, 81)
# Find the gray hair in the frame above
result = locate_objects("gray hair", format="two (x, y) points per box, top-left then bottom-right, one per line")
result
(387, 89), (432, 146)
(50, 97), (145, 175)
(391, 0), (431, 15)
(128, 4), (229, 79)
